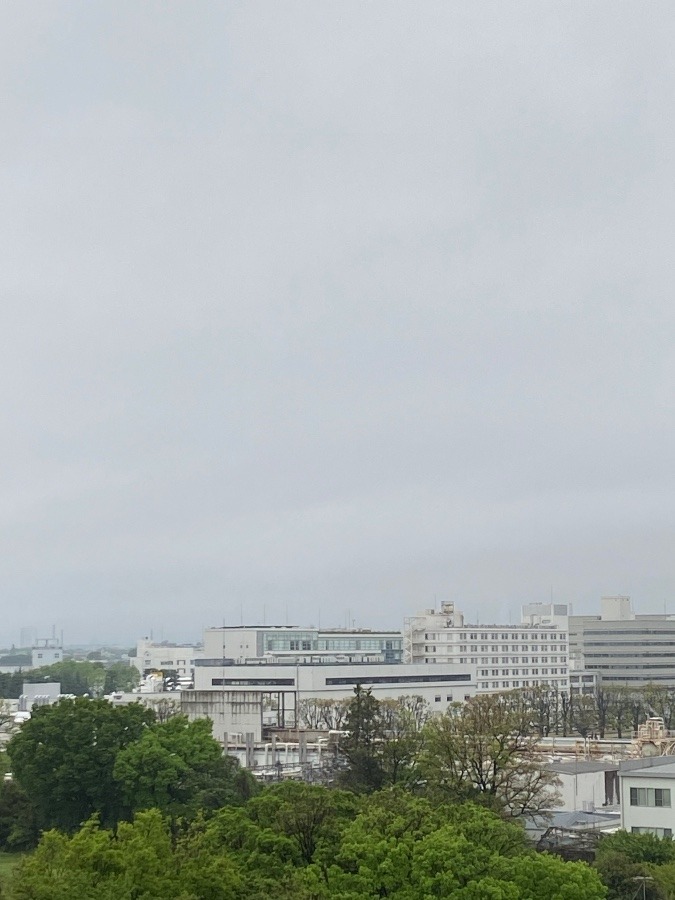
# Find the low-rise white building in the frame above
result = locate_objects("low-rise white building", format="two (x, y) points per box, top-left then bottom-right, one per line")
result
(184, 659), (477, 743)
(404, 602), (569, 694)
(619, 757), (675, 837)
(31, 639), (62, 668)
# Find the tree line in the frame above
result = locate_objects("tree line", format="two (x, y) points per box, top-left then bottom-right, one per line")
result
(3, 784), (607, 899)
(0, 659), (139, 699)
(301, 682), (675, 743)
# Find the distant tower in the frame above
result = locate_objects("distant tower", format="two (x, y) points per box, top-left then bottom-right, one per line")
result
(20, 627), (37, 649)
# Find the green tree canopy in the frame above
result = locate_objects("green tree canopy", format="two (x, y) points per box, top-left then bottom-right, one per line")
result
(7, 697), (154, 831)
(113, 715), (256, 818)
(4, 792), (607, 900)
(420, 693), (561, 816)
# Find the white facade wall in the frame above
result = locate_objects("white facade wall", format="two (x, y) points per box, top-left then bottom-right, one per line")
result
(132, 639), (202, 678)
(556, 770), (610, 812)
(405, 604), (569, 694)
(31, 645), (61, 667)
(189, 660), (477, 742)
(620, 766), (675, 837)
(204, 628), (261, 660)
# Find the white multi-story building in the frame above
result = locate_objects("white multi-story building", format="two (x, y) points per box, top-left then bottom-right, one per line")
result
(130, 638), (203, 681)
(404, 602), (569, 694)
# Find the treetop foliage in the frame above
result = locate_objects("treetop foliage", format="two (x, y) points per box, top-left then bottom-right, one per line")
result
(3, 790), (608, 900)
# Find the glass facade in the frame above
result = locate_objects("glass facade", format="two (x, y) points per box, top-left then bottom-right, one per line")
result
(258, 630), (403, 662)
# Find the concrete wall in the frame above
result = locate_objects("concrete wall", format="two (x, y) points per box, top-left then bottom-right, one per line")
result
(556, 769), (610, 811)
(181, 689), (263, 742)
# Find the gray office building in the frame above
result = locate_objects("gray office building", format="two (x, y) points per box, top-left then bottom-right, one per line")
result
(569, 596), (675, 687)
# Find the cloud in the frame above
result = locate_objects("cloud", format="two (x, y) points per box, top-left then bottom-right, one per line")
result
(0, 2), (674, 643)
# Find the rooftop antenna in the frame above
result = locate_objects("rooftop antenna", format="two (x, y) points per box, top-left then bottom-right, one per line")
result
(263, 604), (266, 625)
(240, 601), (243, 626)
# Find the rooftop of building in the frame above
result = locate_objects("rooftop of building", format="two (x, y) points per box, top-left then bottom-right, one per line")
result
(619, 756), (675, 777)
(546, 760), (619, 775)
(206, 625), (401, 634)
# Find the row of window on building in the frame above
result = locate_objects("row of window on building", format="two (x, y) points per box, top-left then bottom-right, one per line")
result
(478, 679), (564, 689)
(428, 652), (567, 663)
(423, 632), (566, 642)
(630, 787), (671, 808)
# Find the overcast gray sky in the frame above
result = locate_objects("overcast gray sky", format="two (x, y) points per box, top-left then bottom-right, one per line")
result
(2, 2), (675, 645)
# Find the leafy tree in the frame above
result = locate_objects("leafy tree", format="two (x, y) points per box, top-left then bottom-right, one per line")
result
(605, 686), (633, 738)
(338, 685), (385, 792)
(378, 696), (428, 787)
(27, 660), (106, 696)
(8, 697), (154, 831)
(301, 793), (605, 899)
(420, 693), (561, 815)
(0, 672), (26, 699)
(594, 831), (675, 899)
(572, 693), (599, 739)
(103, 662), (139, 694)
(5, 809), (245, 900)
(245, 782), (359, 865)
(5, 789), (607, 900)
(0, 780), (39, 850)
(113, 715), (256, 819)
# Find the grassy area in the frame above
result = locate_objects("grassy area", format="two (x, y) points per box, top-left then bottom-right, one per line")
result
(0, 852), (25, 887)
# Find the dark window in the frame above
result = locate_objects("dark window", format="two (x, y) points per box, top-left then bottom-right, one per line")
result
(325, 673), (470, 686)
(211, 678), (295, 686)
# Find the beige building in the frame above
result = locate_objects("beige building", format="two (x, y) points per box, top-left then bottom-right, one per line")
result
(404, 602), (569, 694)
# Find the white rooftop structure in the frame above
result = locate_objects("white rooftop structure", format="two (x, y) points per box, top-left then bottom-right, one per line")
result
(203, 625), (403, 665)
